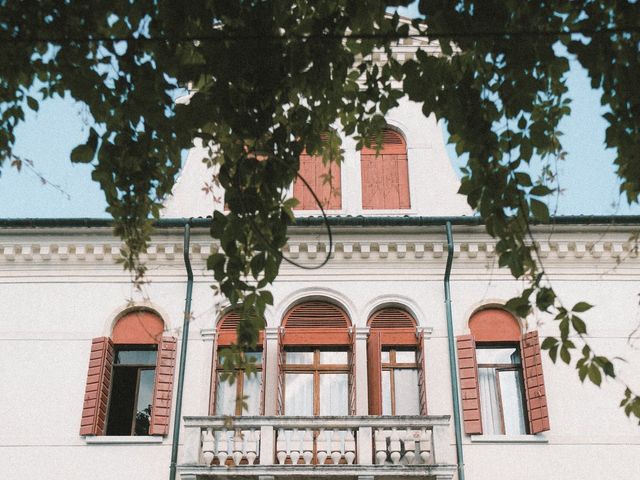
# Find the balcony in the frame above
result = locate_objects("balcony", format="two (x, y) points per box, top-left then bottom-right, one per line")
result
(179, 415), (456, 480)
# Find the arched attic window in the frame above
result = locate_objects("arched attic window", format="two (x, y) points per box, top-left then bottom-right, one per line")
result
(79, 310), (177, 437)
(293, 134), (342, 210)
(361, 128), (410, 210)
(210, 310), (265, 416)
(367, 307), (427, 415)
(278, 300), (355, 416)
(457, 308), (550, 436)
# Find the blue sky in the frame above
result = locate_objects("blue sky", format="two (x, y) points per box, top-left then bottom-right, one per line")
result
(0, 15), (637, 218)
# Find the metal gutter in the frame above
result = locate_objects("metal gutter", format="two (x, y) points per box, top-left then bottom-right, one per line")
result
(1, 215), (640, 229)
(169, 223), (194, 480)
(444, 221), (465, 480)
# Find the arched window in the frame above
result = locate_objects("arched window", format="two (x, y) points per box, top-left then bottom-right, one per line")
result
(367, 307), (426, 415)
(361, 128), (410, 210)
(278, 300), (354, 416)
(79, 310), (177, 436)
(210, 310), (265, 416)
(293, 137), (341, 210)
(457, 308), (550, 436)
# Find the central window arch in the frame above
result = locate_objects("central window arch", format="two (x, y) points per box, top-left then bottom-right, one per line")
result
(278, 300), (354, 416)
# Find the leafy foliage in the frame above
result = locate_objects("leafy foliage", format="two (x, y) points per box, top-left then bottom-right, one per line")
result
(1, 1), (639, 419)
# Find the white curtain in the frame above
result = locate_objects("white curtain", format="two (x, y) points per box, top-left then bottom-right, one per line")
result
(285, 373), (314, 415)
(478, 368), (502, 434)
(319, 373), (348, 415)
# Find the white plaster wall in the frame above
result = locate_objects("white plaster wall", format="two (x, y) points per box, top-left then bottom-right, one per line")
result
(1, 226), (640, 480)
(163, 97), (472, 218)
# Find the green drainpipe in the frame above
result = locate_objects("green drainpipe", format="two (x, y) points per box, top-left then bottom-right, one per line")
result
(444, 221), (465, 480)
(169, 222), (194, 480)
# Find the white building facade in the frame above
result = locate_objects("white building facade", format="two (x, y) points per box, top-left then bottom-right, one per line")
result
(2, 97), (640, 480)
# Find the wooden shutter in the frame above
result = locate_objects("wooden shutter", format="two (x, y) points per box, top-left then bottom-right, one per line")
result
(367, 331), (382, 415)
(149, 336), (177, 435)
(260, 332), (267, 415)
(276, 328), (286, 415)
(521, 331), (550, 434)
(416, 330), (428, 416)
(79, 337), (114, 435)
(294, 153), (341, 210)
(208, 339), (219, 415)
(456, 335), (482, 434)
(348, 328), (357, 415)
(282, 301), (351, 345)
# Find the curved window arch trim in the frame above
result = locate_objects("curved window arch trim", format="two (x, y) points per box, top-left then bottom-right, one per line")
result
(274, 289), (358, 328)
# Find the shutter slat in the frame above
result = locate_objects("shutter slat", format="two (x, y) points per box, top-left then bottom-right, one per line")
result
(456, 335), (483, 434)
(521, 331), (551, 434)
(284, 301), (349, 329)
(79, 337), (113, 436)
(149, 336), (177, 435)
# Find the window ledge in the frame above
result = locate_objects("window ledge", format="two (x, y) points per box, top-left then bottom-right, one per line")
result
(84, 435), (164, 445)
(470, 434), (548, 444)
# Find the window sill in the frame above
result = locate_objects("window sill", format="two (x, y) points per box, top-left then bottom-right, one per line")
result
(470, 434), (548, 444)
(84, 435), (164, 445)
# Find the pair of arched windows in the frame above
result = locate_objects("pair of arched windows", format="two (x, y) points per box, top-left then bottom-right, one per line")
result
(292, 129), (410, 211)
(211, 301), (425, 417)
(79, 311), (177, 437)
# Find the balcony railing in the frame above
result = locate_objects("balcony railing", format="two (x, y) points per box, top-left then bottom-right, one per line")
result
(179, 415), (456, 479)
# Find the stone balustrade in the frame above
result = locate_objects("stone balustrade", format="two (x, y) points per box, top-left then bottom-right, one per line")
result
(180, 415), (456, 479)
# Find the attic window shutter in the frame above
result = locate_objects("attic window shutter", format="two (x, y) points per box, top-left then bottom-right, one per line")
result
(456, 334), (482, 435)
(79, 337), (114, 435)
(149, 336), (177, 435)
(521, 331), (550, 434)
(293, 136), (342, 211)
(361, 128), (410, 210)
(367, 331), (382, 415)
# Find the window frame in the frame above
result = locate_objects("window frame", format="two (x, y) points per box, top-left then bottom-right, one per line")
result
(380, 348), (420, 415)
(282, 348), (350, 416)
(214, 350), (263, 416)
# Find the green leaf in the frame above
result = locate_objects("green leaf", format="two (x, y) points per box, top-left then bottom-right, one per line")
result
(26, 96), (39, 112)
(588, 366), (602, 386)
(572, 302), (593, 313)
(70, 144), (95, 163)
(571, 315), (587, 335)
(530, 199), (550, 223)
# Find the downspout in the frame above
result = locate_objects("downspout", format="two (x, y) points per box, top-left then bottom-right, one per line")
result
(169, 222), (194, 480)
(444, 221), (465, 480)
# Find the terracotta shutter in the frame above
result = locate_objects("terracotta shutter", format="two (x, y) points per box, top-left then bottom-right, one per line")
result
(456, 335), (482, 434)
(79, 337), (114, 435)
(149, 336), (177, 435)
(397, 153), (410, 208)
(367, 331), (382, 415)
(294, 153), (341, 210)
(521, 331), (550, 434)
(276, 329), (286, 415)
(416, 330), (428, 416)
(348, 328), (357, 415)
(208, 339), (219, 415)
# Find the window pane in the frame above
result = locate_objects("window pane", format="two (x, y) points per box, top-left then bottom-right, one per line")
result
(381, 351), (390, 363)
(286, 351), (314, 364)
(245, 351), (263, 364)
(395, 350), (416, 363)
(478, 367), (502, 435)
(116, 350), (157, 365)
(285, 373), (313, 415)
(499, 370), (527, 435)
(216, 375), (237, 416)
(106, 367), (137, 435)
(476, 347), (519, 365)
(134, 369), (155, 435)
(319, 373), (348, 416)
(319, 351), (348, 364)
(394, 369), (420, 415)
(381, 370), (392, 415)
(243, 372), (262, 416)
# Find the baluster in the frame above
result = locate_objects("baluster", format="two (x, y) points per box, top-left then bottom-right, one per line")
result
(246, 429), (258, 465)
(202, 428), (215, 466)
(344, 429), (356, 465)
(302, 428), (314, 465)
(419, 428), (431, 464)
(290, 428), (301, 465)
(330, 429), (343, 464)
(276, 428), (287, 465)
(232, 429), (244, 465)
(217, 428), (229, 466)
(389, 427), (401, 465)
(403, 428), (416, 465)
(316, 429), (328, 465)
(374, 428), (387, 465)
